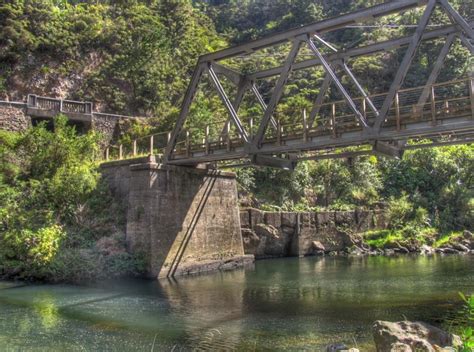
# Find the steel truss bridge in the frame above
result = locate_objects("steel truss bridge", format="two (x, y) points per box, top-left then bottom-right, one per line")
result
(109, 0), (474, 169)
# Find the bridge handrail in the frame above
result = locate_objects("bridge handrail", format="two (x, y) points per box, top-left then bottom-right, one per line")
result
(102, 76), (473, 162)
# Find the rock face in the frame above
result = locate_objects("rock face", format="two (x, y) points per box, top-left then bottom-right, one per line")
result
(373, 320), (462, 352)
(0, 102), (31, 132)
(240, 208), (385, 258)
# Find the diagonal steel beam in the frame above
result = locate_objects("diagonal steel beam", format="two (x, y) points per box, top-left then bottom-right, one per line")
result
(340, 60), (379, 117)
(459, 34), (474, 54)
(212, 63), (243, 85)
(415, 33), (456, 113)
(307, 37), (369, 128)
(308, 74), (331, 129)
(208, 64), (250, 143)
(220, 79), (249, 137)
(165, 63), (205, 162)
(373, 0), (437, 131)
(253, 40), (302, 147)
(200, 0), (422, 62)
(437, 0), (474, 40)
(250, 83), (278, 129)
(248, 22), (467, 80)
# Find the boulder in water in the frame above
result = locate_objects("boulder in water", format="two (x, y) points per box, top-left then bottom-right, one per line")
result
(373, 320), (462, 352)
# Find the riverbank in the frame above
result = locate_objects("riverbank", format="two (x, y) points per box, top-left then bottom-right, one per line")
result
(240, 208), (474, 259)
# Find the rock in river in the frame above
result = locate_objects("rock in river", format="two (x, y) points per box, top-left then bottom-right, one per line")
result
(373, 320), (462, 352)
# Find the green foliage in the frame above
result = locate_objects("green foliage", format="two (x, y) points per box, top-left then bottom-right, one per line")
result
(0, 116), (143, 281)
(459, 293), (474, 351)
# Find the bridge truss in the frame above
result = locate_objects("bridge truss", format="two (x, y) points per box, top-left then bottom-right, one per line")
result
(163, 0), (474, 169)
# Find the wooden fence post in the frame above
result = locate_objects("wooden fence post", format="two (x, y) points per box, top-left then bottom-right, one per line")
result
(331, 103), (337, 138)
(205, 125), (210, 155)
(395, 92), (401, 131)
(119, 144), (123, 160)
(303, 109), (308, 142)
(149, 135), (154, 155)
(133, 140), (137, 156)
(430, 85), (437, 126)
(469, 78), (474, 119)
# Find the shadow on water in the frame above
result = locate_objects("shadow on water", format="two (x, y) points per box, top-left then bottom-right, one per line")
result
(0, 255), (472, 351)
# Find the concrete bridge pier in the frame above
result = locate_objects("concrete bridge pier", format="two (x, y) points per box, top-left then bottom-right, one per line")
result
(100, 156), (253, 278)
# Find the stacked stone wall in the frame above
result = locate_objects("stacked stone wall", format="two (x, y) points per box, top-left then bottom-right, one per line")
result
(240, 208), (387, 258)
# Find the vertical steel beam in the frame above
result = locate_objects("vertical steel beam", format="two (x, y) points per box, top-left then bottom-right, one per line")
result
(340, 60), (379, 117)
(208, 64), (250, 143)
(251, 83), (278, 129)
(253, 40), (302, 147)
(437, 0), (474, 40)
(415, 33), (456, 113)
(308, 73), (331, 129)
(307, 38), (368, 128)
(373, 0), (437, 131)
(164, 63), (205, 163)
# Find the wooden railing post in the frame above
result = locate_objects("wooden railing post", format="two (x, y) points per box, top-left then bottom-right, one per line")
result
(249, 117), (254, 139)
(226, 121), (231, 152)
(167, 132), (171, 145)
(469, 78), (474, 119)
(133, 140), (137, 156)
(276, 119), (281, 145)
(149, 135), (154, 155)
(105, 147), (109, 161)
(395, 92), (401, 131)
(186, 130), (190, 157)
(430, 85), (437, 125)
(302, 109), (308, 142)
(59, 99), (63, 113)
(362, 98), (367, 120)
(443, 100), (449, 117)
(119, 144), (123, 160)
(331, 103), (337, 138)
(205, 125), (210, 155)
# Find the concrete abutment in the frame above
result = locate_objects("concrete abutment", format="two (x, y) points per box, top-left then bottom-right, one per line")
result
(100, 156), (253, 279)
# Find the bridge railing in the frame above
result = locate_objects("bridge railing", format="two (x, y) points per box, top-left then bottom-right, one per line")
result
(27, 94), (93, 115)
(102, 77), (473, 162)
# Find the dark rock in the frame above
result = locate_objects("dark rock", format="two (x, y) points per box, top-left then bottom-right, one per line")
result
(240, 210), (250, 228)
(241, 229), (260, 254)
(452, 243), (470, 252)
(312, 240), (326, 252)
(420, 245), (434, 255)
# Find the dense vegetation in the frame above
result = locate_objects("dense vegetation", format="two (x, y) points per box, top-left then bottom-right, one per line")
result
(0, 116), (144, 281)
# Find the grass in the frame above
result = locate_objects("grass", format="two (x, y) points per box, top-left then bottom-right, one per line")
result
(362, 227), (438, 249)
(433, 231), (464, 248)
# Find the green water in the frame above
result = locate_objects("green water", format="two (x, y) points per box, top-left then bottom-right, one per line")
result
(0, 255), (473, 351)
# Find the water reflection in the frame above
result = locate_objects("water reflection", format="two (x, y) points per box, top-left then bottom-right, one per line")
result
(0, 255), (472, 351)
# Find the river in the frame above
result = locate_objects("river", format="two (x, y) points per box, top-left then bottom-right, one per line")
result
(0, 255), (473, 351)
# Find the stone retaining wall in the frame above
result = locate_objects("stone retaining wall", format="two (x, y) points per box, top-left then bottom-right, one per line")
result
(240, 208), (387, 258)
